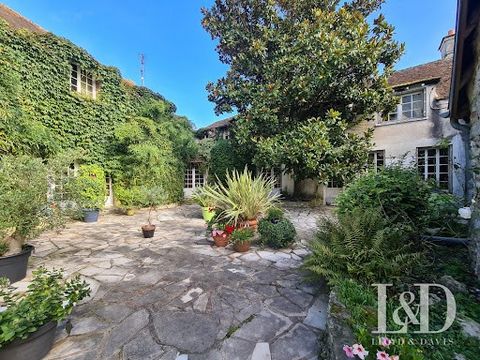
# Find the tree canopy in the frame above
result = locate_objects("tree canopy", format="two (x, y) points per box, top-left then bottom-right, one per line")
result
(202, 0), (403, 182)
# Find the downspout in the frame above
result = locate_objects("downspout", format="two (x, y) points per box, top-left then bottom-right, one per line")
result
(441, 110), (472, 201)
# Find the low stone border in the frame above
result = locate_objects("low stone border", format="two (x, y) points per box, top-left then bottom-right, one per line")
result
(326, 291), (355, 360)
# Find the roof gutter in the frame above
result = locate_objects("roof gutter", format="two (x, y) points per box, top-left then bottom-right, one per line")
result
(449, 0), (467, 126)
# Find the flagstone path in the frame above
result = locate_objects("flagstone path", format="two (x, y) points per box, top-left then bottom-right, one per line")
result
(20, 203), (331, 360)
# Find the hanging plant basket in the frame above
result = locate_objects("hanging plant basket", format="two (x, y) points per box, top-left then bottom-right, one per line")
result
(0, 245), (34, 283)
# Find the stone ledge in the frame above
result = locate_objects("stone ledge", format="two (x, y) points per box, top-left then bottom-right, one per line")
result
(326, 291), (355, 360)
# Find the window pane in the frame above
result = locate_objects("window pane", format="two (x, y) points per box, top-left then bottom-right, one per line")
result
(427, 149), (436, 157)
(402, 95), (411, 104)
(412, 93), (423, 101)
(413, 110), (423, 118)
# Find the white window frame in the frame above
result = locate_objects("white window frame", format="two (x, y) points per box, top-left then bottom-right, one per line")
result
(184, 164), (205, 189)
(417, 146), (451, 191)
(368, 150), (385, 172)
(70, 64), (97, 99)
(387, 89), (426, 122)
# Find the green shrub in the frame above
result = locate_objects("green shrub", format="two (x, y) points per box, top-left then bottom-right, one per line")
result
(336, 166), (432, 227)
(191, 185), (217, 208)
(426, 192), (467, 237)
(230, 227), (255, 244)
(0, 267), (90, 347)
(258, 218), (296, 249)
(67, 164), (106, 210)
(304, 208), (423, 284)
(113, 184), (145, 210)
(265, 207), (285, 221)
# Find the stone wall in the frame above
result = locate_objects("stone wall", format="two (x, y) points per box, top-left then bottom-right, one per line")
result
(468, 29), (480, 277)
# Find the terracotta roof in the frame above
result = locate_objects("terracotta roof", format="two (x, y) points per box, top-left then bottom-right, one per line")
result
(388, 58), (453, 99)
(0, 4), (46, 33)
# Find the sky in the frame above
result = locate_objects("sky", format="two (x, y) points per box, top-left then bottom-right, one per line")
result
(3, 0), (457, 128)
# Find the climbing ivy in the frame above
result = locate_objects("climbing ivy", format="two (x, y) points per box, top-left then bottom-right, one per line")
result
(0, 19), (179, 169)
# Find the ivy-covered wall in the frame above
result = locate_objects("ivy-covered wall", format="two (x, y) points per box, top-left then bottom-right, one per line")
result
(0, 19), (175, 168)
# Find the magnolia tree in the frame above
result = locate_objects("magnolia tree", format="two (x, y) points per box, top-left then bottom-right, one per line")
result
(202, 0), (404, 184)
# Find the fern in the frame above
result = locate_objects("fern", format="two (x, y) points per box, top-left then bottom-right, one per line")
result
(304, 208), (424, 285)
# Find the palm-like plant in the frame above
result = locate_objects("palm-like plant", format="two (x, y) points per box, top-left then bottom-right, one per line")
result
(201, 167), (280, 225)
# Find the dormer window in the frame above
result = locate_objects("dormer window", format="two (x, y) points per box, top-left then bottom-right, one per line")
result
(387, 90), (425, 122)
(70, 64), (96, 98)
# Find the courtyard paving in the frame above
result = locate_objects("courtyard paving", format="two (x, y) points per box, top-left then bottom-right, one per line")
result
(21, 203), (331, 360)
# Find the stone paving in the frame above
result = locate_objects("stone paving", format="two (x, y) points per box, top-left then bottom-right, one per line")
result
(19, 203), (331, 360)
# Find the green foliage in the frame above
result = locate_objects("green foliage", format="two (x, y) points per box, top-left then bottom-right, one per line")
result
(0, 20), (180, 164)
(265, 207), (285, 221)
(112, 115), (186, 203)
(67, 164), (106, 210)
(258, 218), (296, 249)
(209, 140), (248, 184)
(230, 227), (254, 244)
(258, 217), (296, 249)
(192, 185), (218, 208)
(0, 242), (9, 256)
(113, 184), (144, 209)
(426, 192), (467, 237)
(0, 267), (90, 348)
(202, 0), (403, 181)
(0, 155), (48, 242)
(142, 185), (168, 225)
(336, 166), (432, 227)
(0, 154), (74, 247)
(199, 168), (280, 225)
(304, 208), (423, 284)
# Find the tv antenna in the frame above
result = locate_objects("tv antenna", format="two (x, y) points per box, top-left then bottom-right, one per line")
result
(140, 53), (145, 86)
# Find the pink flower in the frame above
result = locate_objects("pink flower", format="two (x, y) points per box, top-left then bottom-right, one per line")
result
(380, 337), (392, 348)
(343, 345), (354, 358)
(352, 344), (369, 360)
(390, 356), (399, 360)
(377, 351), (391, 360)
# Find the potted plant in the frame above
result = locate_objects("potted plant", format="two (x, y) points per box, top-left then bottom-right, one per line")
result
(141, 186), (167, 238)
(210, 221), (235, 247)
(192, 186), (217, 222)
(0, 267), (90, 360)
(230, 227), (255, 252)
(0, 155), (70, 283)
(199, 168), (280, 228)
(67, 164), (106, 223)
(114, 184), (142, 216)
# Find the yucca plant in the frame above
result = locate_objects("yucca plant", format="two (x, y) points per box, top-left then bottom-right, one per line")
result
(200, 167), (280, 225)
(304, 207), (424, 285)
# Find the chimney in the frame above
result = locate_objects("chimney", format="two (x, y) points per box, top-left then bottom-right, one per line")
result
(439, 29), (455, 60)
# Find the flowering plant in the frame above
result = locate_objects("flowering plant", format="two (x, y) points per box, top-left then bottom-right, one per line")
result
(211, 222), (235, 238)
(343, 338), (399, 360)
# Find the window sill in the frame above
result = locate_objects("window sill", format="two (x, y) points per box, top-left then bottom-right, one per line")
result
(375, 117), (428, 127)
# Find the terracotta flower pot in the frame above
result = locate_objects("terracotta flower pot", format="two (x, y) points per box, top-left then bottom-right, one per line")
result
(213, 234), (229, 247)
(233, 241), (251, 253)
(241, 219), (258, 230)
